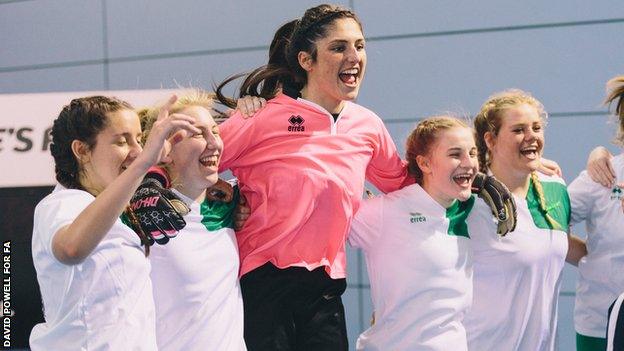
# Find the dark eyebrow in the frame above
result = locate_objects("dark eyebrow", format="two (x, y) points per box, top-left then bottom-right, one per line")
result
(329, 38), (365, 45)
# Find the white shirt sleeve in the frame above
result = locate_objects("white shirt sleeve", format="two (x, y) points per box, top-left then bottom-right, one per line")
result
(348, 195), (384, 250)
(33, 188), (94, 256)
(568, 170), (602, 225)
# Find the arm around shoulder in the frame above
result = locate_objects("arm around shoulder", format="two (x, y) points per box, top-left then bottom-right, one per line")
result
(565, 233), (587, 266)
(348, 195), (384, 250)
(365, 117), (412, 193)
(218, 109), (261, 172)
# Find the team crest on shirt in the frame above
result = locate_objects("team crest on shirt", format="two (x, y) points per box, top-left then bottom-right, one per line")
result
(610, 185), (623, 200)
(288, 115), (305, 132)
(409, 212), (427, 223)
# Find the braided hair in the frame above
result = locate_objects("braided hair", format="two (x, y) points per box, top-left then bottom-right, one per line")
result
(50, 96), (133, 190)
(474, 89), (561, 229)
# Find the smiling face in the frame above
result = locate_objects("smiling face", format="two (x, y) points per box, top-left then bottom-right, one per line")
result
(167, 105), (223, 200)
(417, 126), (479, 208)
(299, 17), (366, 113)
(486, 103), (545, 178)
(78, 109), (143, 195)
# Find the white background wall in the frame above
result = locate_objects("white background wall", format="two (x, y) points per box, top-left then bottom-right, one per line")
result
(2, 0), (623, 349)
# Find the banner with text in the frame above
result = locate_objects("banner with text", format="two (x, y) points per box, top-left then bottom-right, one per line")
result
(0, 89), (179, 187)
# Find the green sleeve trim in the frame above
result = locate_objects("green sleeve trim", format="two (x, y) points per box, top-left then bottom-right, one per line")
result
(446, 195), (476, 238)
(200, 185), (240, 231)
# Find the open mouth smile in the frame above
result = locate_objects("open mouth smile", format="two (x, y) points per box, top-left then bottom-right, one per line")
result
(199, 154), (219, 167)
(452, 172), (474, 187)
(338, 67), (360, 86)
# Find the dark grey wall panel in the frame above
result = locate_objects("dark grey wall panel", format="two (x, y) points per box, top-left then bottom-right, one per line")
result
(359, 23), (624, 123)
(0, 65), (105, 93)
(107, 50), (265, 90)
(0, 0), (103, 67)
(106, 0), (348, 59)
(357, 0), (622, 37)
(545, 114), (616, 181)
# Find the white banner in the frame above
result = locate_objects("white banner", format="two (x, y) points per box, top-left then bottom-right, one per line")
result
(0, 89), (180, 188)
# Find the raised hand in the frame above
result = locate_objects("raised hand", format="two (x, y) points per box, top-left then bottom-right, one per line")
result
(140, 95), (200, 167)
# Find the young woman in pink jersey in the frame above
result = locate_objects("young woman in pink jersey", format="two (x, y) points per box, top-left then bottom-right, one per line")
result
(214, 4), (563, 349)
(215, 4), (410, 350)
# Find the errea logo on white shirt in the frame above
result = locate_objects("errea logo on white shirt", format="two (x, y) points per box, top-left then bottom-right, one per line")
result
(410, 212), (427, 223)
(610, 185), (623, 200)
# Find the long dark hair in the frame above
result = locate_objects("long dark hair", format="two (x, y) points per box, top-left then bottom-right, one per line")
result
(215, 4), (361, 108)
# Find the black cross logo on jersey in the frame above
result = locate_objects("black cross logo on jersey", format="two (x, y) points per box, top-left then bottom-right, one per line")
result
(288, 115), (305, 132)
(289, 115), (304, 126)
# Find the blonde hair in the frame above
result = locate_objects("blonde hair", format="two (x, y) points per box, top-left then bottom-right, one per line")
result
(405, 116), (470, 184)
(474, 89), (560, 229)
(140, 89), (223, 144)
(473, 89), (547, 173)
(138, 89), (223, 188)
(605, 75), (624, 146)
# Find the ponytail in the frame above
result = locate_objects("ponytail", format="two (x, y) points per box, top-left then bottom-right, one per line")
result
(214, 19), (299, 109)
(473, 112), (492, 173)
(215, 5), (360, 109)
(214, 65), (293, 109)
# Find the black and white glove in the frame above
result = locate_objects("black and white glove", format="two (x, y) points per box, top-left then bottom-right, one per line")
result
(471, 173), (517, 236)
(126, 168), (189, 245)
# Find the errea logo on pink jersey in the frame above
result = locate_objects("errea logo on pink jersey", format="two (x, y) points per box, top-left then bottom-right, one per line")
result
(288, 115), (305, 132)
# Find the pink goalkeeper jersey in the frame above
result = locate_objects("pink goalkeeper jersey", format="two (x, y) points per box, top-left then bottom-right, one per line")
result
(219, 93), (411, 279)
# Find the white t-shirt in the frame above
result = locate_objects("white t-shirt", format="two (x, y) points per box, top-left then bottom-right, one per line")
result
(30, 184), (157, 351)
(569, 153), (624, 338)
(465, 173), (570, 351)
(149, 190), (246, 351)
(349, 184), (474, 351)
